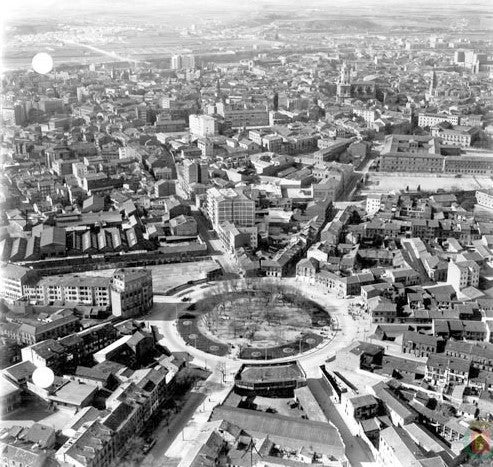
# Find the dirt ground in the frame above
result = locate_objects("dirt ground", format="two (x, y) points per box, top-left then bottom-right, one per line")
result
(148, 261), (220, 292)
(197, 295), (322, 348)
(78, 260), (220, 292)
(361, 173), (493, 194)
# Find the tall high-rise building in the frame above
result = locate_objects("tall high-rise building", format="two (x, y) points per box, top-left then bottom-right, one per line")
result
(171, 54), (195, 70)
(183, 159), (209, 189)
(110, 268), (153, 318)
(189, 114), (217, 137)
(206, 187), (255, 230)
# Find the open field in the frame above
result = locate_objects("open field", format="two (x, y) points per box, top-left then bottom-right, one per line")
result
(75, 259), (220, 293)
(147, 260), (220, 292)
(361, 173), (493, 194)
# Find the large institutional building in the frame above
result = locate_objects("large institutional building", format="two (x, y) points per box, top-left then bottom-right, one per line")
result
(379, 135), (493, 174)
(379, 135), (444, 173)
(215, 102), (269, 128)
(336, 62), (376, 102)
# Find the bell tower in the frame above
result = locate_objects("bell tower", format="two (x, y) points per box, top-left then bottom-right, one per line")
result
(337, 62), (352, 102)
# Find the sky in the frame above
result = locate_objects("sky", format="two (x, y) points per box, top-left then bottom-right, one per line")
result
(3, 0), (490, 19)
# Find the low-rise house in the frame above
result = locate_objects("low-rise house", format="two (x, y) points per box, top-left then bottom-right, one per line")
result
(372, 382), (418, 427)
(368, 297), (397, 323)
(402, 331), (443, 357)
(425, 354), (470, 386)
(342, 393), (379, 422)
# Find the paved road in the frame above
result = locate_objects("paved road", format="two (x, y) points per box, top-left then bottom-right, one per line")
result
(145, 391), (206, 466)
(307, 378), (376, 467)
(148, 277), (370, 378)
(190, 207), (240, 275)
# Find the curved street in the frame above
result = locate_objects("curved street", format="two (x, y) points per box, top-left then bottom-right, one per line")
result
(144, 277), (376, 465)
(147, 277), (371, 378)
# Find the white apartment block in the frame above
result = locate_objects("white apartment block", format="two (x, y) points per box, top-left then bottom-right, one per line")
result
(447, 260), (480, 293)
(431, 127), (478, 148)
(189, 114), (217, 137)
(418, 113), (460, 127)
(0, 264), (39, 301)
(24, 276), (112, 308)
(366, 194), (382, 215)
(171, 54), (195, 70)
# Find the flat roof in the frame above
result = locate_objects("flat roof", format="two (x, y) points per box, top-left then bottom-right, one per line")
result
(0, 375), (20, 397)
(51, 381), (97, 406)
(238, 363), (305, 384)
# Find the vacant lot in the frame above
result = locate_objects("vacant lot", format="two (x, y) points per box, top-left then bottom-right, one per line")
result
(68, 260), (221, 293)
(147, 260), (220, 292)
(361, 174), (493, 194)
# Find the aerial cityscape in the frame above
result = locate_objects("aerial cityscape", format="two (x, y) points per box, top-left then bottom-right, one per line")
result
(1, 0), (493, 466)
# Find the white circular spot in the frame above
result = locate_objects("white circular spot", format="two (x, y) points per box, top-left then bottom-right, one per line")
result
(32, 53), (54, 75)
(32, 366), (54, 388)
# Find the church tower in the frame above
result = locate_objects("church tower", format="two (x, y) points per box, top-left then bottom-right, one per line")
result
(336, 62), (352, 102)
(429, 69), (438, 96)
(426, 69), (438, 103)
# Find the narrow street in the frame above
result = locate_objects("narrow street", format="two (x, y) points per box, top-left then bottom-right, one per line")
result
(146, 391), (206, 466)
(307, 378), (376, 467)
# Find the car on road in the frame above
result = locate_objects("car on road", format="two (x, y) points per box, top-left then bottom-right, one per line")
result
(143, 439), (156, 454)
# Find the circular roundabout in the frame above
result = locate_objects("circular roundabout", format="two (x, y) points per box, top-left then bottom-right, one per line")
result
(176, 281), (332, 360)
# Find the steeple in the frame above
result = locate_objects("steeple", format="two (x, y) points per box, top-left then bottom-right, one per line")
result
(429, 69), (438, 95)
(340, 61), (351, 85)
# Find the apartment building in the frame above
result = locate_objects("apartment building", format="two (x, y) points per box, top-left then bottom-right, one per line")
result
(24, 274), (112, 308)
(447, 260), (480, 293)
(181, 159), (209, 191)
(0, 264), (40, 301)
(0, 315), (81, 345)
(110, 269), (153, 318)
(366, 194), (382, 215)
(216, 102), (269, 128)
(20, 322), (118, 372)
(56, 420), (115, 467)
(418, 113), (460, 127)
(188, 114), (217, 137)
(171, 54), (195, 70)
(206, 187), (255, 230)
